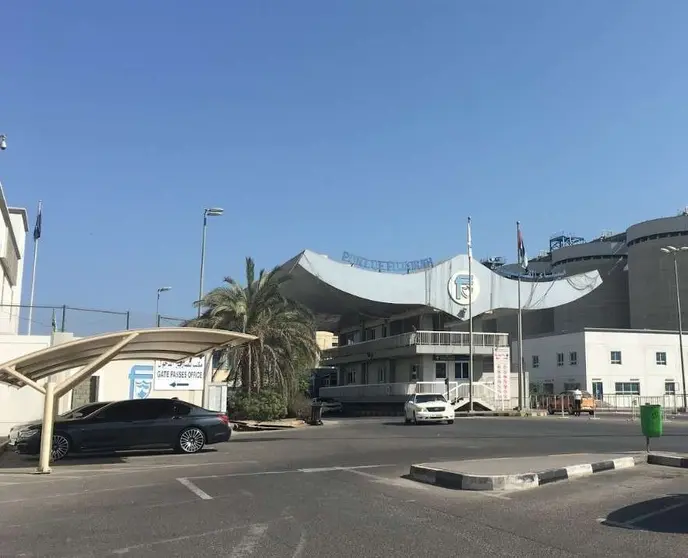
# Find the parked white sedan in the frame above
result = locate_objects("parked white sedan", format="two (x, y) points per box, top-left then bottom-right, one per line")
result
(404, 393), (454, 425)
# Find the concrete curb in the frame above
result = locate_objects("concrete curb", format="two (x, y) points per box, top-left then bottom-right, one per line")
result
(647, 453), (688, 469)
(455, 411), (548, 418)
(409, 454), (646, 491)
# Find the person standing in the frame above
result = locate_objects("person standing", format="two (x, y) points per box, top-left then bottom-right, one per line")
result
(573, 388), (583, 416)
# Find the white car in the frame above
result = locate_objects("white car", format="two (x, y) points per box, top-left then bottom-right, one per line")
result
(404, 393), (454, 425)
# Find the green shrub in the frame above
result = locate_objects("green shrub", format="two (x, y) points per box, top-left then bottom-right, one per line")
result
(227, 390), (287, 421)
(287, 393), (312, 420)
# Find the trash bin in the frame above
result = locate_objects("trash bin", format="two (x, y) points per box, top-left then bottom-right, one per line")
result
(640, 404), (662, 451)
(309, 403), (323, 426)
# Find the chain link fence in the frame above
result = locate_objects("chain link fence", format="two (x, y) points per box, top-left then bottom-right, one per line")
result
(3, 304), (132, 337)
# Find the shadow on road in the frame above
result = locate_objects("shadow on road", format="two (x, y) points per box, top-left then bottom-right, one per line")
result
(602, 494), (688, 533)
(0, 447), (218, 469)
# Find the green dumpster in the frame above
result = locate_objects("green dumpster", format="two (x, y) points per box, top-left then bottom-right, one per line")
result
(640, 404), (662, 451)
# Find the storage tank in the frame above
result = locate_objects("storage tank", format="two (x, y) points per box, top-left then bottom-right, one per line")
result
(627, 212), (688, 330)
(550, 233), (630, 333)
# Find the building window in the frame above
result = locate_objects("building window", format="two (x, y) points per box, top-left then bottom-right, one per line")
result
(346, 368), (356, 384)
(665, 381), (676, 395)
(656, 352), (667, 366)
(563, 382), (580, 391)
(532, 355), (539, 369)
(569, 352), (578, 366)
(542, 382), (554, 395)
(614, 382), (640, 395)
(365, 328), (376, 341)
(434, 362), (447, 380)
(454, 361), (469, 380)
(377, 367), (387, 383)
(556, 353), (564, 367)
(361, 363), (369, 384)
(592, 381), (603, 400)
(381, 324), (388, 338)
(610, 351), (622, 365)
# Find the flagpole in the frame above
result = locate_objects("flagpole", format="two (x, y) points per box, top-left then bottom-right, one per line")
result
(27, 200), (42, 335)
(516, 220), (524, 411)
(467, 216), (474, 413)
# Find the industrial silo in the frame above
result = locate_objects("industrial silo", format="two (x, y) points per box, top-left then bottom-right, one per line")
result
(549, 232), (630, 333)
(627, 212), (688, 330)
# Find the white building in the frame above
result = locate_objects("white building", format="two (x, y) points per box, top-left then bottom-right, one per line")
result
(272, 249), (602, 411)
(0, 181), (28, 334)
(521, 328), (687, 403)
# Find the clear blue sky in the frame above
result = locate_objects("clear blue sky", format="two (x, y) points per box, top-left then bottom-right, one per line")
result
(2, 1), (687, 333)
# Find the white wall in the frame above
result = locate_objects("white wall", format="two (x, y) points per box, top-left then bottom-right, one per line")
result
(518, 332), (587, 393)
(520, 329), (687, 397)
(584, 330), (687, 398)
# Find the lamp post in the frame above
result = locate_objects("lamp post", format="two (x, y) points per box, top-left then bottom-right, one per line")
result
(198, 207), (224, 317)
(660, 245), (688, 411)
(156, 286), (172, 327)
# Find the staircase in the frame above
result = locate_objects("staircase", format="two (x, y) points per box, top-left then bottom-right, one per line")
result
(414, 381), (502, 411)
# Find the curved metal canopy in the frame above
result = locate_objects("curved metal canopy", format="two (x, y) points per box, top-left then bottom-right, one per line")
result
(0, 328), (256, 388)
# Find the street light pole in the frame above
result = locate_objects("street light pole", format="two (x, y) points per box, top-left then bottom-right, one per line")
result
(156, 286), (172, 327)
(661, 245), (688, 411)
(198, 208), (224, 318)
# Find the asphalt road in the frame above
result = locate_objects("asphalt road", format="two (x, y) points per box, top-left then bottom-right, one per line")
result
(0, 416), (687, 557)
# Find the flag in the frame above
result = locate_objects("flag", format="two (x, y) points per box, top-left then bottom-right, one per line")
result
(467, 216), (473, 259)
(33, 202), (42, 241)
(517, 221), (528, 270)
(51, 309), (56, 333)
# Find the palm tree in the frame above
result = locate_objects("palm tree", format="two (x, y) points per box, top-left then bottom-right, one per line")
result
(185, 257), (319, 397)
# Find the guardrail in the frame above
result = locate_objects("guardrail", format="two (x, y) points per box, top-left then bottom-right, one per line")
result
(323, 330), (509, 360)
(528, 393), (683, 419)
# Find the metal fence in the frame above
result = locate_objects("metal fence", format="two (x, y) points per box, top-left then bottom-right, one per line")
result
(4, 304), (132, 337)
(528, 393), (684, 418)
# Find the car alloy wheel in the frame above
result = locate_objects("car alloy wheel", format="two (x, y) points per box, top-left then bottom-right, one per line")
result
(51, 434), (70, 461)
(179, 427), (205, 454)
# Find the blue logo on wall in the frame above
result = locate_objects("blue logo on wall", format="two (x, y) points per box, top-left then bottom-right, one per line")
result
(128, 365), (154, 400)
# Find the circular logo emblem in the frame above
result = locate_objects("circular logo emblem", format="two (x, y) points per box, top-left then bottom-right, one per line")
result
(448, 271), (480, 306)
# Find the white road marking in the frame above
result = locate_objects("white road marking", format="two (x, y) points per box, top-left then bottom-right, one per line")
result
(292, 529), (307, 558)
(228, 523), (268, 558)
(188, 463), (394, 481)
(109, 524), (249, 554)
(177, 477), (213, 500)
(0, 481), (166, 505)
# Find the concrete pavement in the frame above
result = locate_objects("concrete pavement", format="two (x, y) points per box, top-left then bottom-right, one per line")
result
(0, 416), (686, 557)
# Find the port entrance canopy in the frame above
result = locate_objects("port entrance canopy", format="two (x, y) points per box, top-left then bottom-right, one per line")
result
(276, 250), (603, 330)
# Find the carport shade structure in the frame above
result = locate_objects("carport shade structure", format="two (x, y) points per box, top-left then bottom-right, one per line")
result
(0, 328), (256, 474)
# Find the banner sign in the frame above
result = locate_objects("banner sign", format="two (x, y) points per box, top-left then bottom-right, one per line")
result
(493, 347), (511, 408)
(154, 356), (206, 391)
(342, 251), (433, 273)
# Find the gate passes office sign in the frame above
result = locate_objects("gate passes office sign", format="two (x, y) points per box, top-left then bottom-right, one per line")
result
(154, 357), (206, 391)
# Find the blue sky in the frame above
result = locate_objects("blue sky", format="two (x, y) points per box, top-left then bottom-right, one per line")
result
(2, 1), (688, 334)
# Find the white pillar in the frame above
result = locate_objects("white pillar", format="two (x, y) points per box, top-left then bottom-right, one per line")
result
(36, 381), (56, 474)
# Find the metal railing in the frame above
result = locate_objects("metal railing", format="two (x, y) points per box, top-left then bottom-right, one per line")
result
(593, 394), (680, 416)
(323, 330), (509, 360)
(415, 381), (459, 402)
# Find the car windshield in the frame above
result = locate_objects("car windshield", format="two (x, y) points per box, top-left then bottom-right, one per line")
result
(416, 394), (447, 403)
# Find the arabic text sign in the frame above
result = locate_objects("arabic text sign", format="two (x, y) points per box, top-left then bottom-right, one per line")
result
(154, 357), (205, 391)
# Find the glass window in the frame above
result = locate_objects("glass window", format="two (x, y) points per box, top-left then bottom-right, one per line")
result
(96, 401), (145, 421)
(532, 356), (539, 368)
(454, 361), (469, 380)
(542, 382), (554, 395)
(664, 381), (676, 395)
(610, 351), (622, 364)
(656, 352), (667, 366)
(173, 402), (192, 416)
(556, 353), (564, 367)
(569, 352), (578, 366)
(416, 394), (447, 403)
(377, 367), (387, 383)
(434, 362), (447, 380)
(614, 382), (640, 395)
(563, 382), (580, 391)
